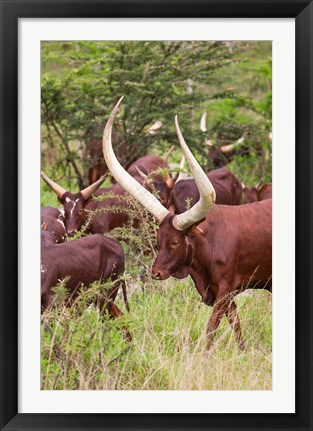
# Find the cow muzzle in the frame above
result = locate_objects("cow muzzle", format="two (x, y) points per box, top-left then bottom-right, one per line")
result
(66, 228), (77, 237)
(151, 268), (170, 280)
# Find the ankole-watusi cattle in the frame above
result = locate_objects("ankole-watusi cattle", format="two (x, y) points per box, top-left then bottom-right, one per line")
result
(242, 181), (272, 203)
(41, 206), (67, 244)
(169, 167), (242, 213)
(41, 234), (130, 338)
(102, 97), (272, 350)
(41, 171), (162, 236)
(42, 149), (178, 235)
(41, 173), (132, 236)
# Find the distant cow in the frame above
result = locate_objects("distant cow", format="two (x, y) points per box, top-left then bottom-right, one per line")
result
(41, 206), (66, 244)
(83, 126), (134, 185)
(242, 182), (272, 203)
(206, 137), (250, 169)
(102, 97), (272, 350)
(170, 168), (242, 213)
(41, 234), (130, 337)
(84, 121), (164, 185)
(127, 148), (177, 207)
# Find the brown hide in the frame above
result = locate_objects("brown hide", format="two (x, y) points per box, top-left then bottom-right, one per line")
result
(48, 177), (156, 237)
(86, 183), (135, 234)
(259, 183), (272, 200)
(127, 155), (169, 180)
(243, 183), (272, 203)
(41, 234), (130, 327)
(58, 182), (135, 236)
(41, 206), (66, 243)
(152, 199), (272, 349)
(41, 230), (57, 247)
(170, 168), (242, 213)
(128, 155), (174, 206)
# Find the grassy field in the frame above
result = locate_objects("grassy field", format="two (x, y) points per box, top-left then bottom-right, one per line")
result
(41, 248), (272, 391)
(41, 187), (272, 391)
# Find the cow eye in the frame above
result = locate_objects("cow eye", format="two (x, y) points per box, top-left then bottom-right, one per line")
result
(171, 240), (179, 248)
(78, 210), (83, 215)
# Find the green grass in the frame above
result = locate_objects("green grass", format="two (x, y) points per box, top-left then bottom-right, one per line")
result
(41, 277), (272, 390)
(41, 185), (272, 391)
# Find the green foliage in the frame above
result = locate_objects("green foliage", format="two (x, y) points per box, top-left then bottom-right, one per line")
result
(41, 41), (271, 188)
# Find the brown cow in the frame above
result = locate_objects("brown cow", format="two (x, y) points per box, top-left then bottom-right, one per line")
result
(41, 206), (67, 244)
(102, 97), (272, 350)
(41, 234), (130, 339)
(127, 148), (178, 207)
(84, 122), (166, 185)
(170, 168), (242, 213)
(242, 181), (272, 203)
(206, 136), (250, 169)
(41, 173), (131, 236)
(41, 172), (159, 236)
(83, 125), (134, 185)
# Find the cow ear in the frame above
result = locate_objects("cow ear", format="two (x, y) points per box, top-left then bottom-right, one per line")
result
(168, 205), (176, 215)
(188, 218), (205, 236)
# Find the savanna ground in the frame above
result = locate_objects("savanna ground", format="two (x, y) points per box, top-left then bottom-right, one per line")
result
(41, 41), (272, 390)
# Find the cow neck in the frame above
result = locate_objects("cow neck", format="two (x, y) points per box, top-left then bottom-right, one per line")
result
(187, 226), (216, 304)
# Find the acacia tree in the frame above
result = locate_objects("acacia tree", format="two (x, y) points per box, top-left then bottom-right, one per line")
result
(41, 41), (246, 188)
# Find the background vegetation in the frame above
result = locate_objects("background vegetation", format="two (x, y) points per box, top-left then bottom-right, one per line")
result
(41, 41), (272, 390)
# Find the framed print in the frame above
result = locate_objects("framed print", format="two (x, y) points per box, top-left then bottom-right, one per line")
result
(0, 1), (312, 430)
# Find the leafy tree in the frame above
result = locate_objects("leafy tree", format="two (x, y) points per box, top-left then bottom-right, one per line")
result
(41, 41), (271, 188)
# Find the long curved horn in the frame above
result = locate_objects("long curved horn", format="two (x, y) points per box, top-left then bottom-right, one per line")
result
(41, 171), (67, 199)
(81, 174), (107, 199)
(175, 155), (186, 183)
(220, 143), (235, 154)
(102, 97), (169, 224)
(164, 145), (175, 164)
(221, 136), (245, 154)
(172, 116), (216, 231)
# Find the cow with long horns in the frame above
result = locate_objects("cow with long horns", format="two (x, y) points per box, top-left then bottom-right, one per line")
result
(102, 97), (272, 350)
(41, 147), (179, 236)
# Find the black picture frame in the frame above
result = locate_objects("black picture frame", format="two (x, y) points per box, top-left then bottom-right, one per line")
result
(1, 1), (312, 430)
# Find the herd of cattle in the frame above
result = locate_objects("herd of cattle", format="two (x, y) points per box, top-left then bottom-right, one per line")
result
(41, 97), (272, 350)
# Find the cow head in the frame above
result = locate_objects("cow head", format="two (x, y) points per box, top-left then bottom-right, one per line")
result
(242, 179), (263, 203)
(41, 172), (106, 236)
(151, 207), (205, 280)
(102, 97), (216, 279)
